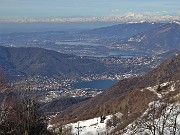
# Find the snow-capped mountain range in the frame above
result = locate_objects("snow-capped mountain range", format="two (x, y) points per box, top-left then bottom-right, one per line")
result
(1, 12), (180, 23)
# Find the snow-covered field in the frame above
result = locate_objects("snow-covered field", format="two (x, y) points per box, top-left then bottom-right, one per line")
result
(48, 112), (122, 135)
(67, 115), (112, 135)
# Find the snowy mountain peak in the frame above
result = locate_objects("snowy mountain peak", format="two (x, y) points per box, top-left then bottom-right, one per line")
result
(123, 12), (144, 18)
(173, 21), (180, 25)
(127, 20), (148, 24)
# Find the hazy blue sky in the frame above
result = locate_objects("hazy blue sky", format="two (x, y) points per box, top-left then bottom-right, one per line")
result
(1, 0), (180, 18)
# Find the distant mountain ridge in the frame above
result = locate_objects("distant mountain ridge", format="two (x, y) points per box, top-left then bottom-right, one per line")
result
(81, 22), (161, 38)
(77, 22), (162, 45)
(110, 22), (180, 54)
(0, 46), (106, 80)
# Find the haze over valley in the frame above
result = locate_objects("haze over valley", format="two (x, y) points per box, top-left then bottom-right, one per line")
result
(0, 0), (180, 134)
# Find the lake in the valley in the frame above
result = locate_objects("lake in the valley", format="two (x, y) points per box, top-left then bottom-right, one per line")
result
(73, 80), (118, 90)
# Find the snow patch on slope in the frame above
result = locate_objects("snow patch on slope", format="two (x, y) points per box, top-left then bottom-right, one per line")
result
(141, 80), (178, 98)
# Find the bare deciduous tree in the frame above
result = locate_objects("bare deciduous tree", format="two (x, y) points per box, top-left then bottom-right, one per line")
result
(126, 101), (180, 135)
(0, 71), (53, 135)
